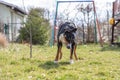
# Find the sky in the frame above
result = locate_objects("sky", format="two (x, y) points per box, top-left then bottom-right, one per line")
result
(1, 0), (115, 25)
(1, 0), (115, 11)
(2, 0), (56, 12)
(1, 0), (115, 16)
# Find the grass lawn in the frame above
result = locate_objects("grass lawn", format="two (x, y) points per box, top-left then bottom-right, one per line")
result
(0, 43), (120, 80)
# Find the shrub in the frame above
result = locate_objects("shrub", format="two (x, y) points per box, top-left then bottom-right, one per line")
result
(18, 8), (50, 45)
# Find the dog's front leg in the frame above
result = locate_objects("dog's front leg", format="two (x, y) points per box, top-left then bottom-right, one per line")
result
(74, 44), (78, 60)
(70, 44), (74, 64)
(54, 42), (62, 63)
(59, 44), (62, 60)
(54, 48), (60, 63)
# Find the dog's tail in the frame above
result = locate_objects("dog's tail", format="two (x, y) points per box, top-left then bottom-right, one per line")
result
(0, 33), (8, 48)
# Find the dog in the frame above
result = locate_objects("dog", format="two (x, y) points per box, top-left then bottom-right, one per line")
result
(54, 22), (78, 64)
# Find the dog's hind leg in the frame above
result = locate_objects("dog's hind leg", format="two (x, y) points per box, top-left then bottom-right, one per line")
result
(73, 44), (78, 60)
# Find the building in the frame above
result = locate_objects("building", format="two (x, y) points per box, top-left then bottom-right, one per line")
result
(0, 1), (27, 41)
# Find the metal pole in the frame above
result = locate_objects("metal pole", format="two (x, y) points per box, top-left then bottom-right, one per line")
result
(51, 1), (59, 46)
(87, 11), (89, 42)
(107, 10), (110, 42)
(93, 2), (97, 43)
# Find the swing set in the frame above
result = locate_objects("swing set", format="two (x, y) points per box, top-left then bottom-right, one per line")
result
(50, 0), (103, 47)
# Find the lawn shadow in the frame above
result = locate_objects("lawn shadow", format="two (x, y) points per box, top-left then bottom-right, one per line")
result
(101, 45), (120, 52)
(38, 61), (59, 70)
(59, 61), (70, 65)
(38, 61), (70, 70)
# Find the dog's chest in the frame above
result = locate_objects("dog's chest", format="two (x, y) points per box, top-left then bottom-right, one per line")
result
(59, 34), (67, 43)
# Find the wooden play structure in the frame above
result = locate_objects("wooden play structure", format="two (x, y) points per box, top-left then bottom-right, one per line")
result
(110, 0), (120, 45)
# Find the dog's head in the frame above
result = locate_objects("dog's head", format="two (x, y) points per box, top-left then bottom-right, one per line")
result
(64, 27), (77, 49)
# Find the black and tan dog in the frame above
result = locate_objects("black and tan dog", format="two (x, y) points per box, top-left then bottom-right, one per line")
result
(54, 22), (78, 64)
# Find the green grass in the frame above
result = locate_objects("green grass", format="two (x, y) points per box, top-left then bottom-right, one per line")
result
(0, 43), (120, 80)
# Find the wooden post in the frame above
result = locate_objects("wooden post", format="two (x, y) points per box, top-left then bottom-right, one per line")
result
(30, 25), (32, 58)
(93, 1), (103, 47)
(111, 2), (115, 44)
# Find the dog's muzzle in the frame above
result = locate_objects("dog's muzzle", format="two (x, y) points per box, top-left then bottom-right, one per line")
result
(67, 43), (71, 49)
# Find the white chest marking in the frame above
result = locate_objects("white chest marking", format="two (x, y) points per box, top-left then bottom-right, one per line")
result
(59, 34), (67, 43)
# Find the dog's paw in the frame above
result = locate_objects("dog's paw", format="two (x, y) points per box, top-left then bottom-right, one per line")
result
(77, 59), (80, 62)
(54, 60), (58, 64)
(70, 59), (74, 64)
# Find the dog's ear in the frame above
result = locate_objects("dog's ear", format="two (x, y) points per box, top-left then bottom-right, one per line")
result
(69, 23), (76, 27)
(64, 28), (71, 32)
(64, 30), (69, 38)
(71, 28), (77, 32)
(64, 30), (70, 34)
(64, 28), (77, 33)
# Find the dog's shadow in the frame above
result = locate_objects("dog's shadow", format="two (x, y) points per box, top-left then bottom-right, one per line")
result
(38, 61), (70, 70)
